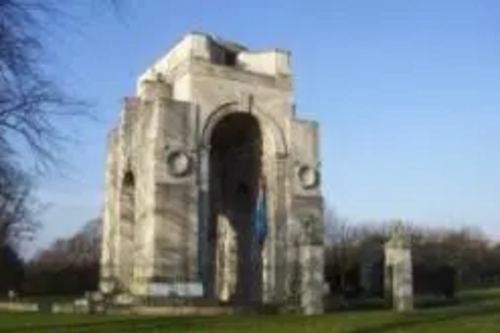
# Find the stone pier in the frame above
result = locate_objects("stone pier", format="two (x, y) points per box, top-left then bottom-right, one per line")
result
(384, 222), (413, 312)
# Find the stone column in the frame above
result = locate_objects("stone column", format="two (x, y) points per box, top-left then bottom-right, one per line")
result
(269, 154), (288, 305)
(216, 215), (237, 302)
(197, 143), (212, 299)
(299, 245), (324, 315)
(299, 215), (324, 315)
(384, 223), (413, 312)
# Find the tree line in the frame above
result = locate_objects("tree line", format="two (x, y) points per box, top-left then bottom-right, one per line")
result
(324, 210), (500, 302)
(1, 211), (500, 298)
(0, 218), (100, 297)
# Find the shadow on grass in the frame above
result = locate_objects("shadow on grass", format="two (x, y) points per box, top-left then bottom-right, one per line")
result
(349, 304), (500, 333)
(459, 288), (500, 303)
(349, 290), (500, 333)
(325, 297), (388, 313)
(0, 315), (213, 333)
(326, 288), (500, 314)
(5, 289), (500, 332)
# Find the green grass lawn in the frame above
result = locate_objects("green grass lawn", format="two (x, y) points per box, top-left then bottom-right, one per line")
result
(1, 289), (500, 332)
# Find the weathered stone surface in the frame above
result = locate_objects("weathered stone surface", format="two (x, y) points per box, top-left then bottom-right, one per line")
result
(100, 32), (324, 314)
(384, 224), (413, 312)
(300, 245), (324, 315)
(0, 302), (39, 313)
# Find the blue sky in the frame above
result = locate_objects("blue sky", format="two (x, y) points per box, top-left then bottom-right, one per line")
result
(31, 0), (500, 252)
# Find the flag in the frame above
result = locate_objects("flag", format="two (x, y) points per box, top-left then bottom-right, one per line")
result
(253, 177), (268, 245)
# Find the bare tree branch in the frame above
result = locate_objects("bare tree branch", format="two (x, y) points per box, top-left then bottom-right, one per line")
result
(0, 0), (126, 247)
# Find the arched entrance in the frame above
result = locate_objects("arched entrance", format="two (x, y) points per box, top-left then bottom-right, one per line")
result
(207, 113), (263, 305)
(119, 171), (136, 290)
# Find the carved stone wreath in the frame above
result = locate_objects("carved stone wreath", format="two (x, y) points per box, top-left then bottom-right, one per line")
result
(166, 150), (193, 177)
(297, 165), (320, 189)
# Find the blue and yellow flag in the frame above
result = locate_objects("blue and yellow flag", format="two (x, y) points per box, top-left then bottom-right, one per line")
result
(253, 177), (268, 245)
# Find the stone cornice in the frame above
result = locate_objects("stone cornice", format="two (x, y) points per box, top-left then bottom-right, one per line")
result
(166, 58), (292, 91)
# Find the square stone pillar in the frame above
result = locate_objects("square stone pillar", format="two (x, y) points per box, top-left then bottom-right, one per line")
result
(384, 223), (413, 312)
(299, 245), (324, 315)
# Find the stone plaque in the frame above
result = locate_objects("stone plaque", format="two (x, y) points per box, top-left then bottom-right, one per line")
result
(149, 282), (204, 297)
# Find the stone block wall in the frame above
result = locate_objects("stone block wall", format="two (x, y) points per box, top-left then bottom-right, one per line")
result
(101, 32), (325, 314)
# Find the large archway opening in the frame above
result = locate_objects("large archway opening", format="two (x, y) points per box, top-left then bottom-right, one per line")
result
(119, 171), (136, 291)
(208, 113), (263, 305)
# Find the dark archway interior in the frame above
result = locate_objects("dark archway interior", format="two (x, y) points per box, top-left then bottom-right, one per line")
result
(119, 171), (136, 290)
(208, 113), (262, 305)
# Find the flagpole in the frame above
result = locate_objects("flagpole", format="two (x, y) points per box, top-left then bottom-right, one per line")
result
(251, 174), (266, 305)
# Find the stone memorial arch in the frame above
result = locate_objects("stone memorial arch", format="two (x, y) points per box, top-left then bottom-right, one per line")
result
(100, 32), (324, 312)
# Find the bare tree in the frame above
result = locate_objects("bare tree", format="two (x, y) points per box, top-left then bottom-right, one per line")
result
(23, 217), (101, 295)
(324, 209), (366, 294)
(0, 0), (70, 248)
(0, 0), (125, 171)
(34, 217), (101, 266)
(0, 1), (79, 170)
(0, 0), (126, 245)
(0, 158), (41, 247)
